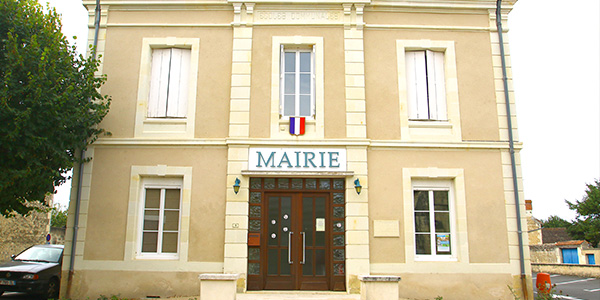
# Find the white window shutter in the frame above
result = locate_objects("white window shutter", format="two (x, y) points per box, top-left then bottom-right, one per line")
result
(426, 50), (447, 120)
(311, 45), (316, 117)
(406, 51), (428, 119)
(148, 48), (171, 118)
(178, 49), (191, 118)
(166, 48), (190, 118)
(280, 45), (285, 115)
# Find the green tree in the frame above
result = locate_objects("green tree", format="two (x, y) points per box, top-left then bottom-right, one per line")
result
(566, 180), (600, 247)
(0, 0), (110, 216)
(51, 205), (68, 228)
(541, 215), (571, 228)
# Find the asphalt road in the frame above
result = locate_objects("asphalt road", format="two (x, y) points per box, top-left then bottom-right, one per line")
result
(534, 273), (600, 300)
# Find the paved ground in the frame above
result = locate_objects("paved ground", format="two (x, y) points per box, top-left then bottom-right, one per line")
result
(533, 273), (600, 300)
(0, 291), (361, 300)
(3, 276), (598, 300)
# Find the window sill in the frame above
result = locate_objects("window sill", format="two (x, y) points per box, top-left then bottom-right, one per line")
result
(408, 120), (452, 129)
(135, 254), (179, 260)
(144, 117), (187, 124)
(414, 255), (457, 262)
(138, 117), (191, 138)
(279, 116), (316, 122)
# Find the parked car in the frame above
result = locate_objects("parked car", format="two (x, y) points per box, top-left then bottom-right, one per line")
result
(0, 244), (64, 299)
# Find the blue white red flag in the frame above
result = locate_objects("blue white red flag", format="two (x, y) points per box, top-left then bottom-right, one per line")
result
(289, 117), (305, 135)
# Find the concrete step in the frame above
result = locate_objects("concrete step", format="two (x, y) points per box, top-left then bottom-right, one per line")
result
(237, 291), (361, 300)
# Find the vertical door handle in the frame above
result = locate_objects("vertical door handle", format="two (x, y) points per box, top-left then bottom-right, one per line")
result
(288, 231), (293, 264)
(300, 232), (306, 264)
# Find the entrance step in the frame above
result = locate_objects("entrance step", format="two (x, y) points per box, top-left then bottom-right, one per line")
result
(237, 291), (360, 300)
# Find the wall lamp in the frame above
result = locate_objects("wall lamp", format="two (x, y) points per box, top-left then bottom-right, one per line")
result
(354, 178), (362, 195)
(233, 177), (241, 194)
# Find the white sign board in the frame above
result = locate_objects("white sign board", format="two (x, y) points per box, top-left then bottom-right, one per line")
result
(249, 148), (347, 172)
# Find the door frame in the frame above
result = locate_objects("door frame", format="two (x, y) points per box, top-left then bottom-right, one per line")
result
(246, 178), (346, 291)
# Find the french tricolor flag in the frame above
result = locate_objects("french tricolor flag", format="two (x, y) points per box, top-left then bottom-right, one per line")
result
(289, 117), (305, 135)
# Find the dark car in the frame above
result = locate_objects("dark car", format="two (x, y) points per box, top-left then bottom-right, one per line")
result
(0, 244), (64, 299)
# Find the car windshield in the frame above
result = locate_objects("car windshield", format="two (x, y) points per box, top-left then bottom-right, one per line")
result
(14, 247), (62, 263)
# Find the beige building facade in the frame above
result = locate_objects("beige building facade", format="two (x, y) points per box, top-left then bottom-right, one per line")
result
(63, 0), (531, 299)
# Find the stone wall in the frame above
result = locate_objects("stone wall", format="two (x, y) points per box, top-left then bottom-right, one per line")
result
(0, 202), (51, 262)
(50, 226), (66, 245)
(527, 217), (542, 245)
(532, 263), (600, 278)
(531, 244), (560, 264)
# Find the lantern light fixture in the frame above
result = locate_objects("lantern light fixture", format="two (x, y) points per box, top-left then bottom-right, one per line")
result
(354, 178), (362, 195)
(233, 177), (241, 194)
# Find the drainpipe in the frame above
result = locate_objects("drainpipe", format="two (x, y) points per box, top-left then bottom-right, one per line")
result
(495, 1), (529, 299)
(65, 0), (101, 297)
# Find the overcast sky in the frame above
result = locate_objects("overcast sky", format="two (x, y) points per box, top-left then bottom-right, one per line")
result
(45, 0), (600, 221)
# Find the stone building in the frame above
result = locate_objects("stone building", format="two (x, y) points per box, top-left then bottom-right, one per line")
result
(62, 0), (531, 299)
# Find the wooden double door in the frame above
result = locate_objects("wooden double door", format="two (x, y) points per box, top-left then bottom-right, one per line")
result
(264, 193), (329, 290)
(247, 178), (346, 291)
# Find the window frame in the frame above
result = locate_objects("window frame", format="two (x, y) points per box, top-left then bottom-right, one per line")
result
(396, 40), (462, 142)
(270, 36), (324, 139)
(138, 184), (182, 259)
(412, 185), (455, 261)
(280, 46), (316, 119)
(402, 168), (469, 263)
(134, 38), (200, 138)
(124, 166), (192, 262)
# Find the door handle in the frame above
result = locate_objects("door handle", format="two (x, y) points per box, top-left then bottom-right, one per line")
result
(288, 231), (293, 264)
(300, 232), (306, 264)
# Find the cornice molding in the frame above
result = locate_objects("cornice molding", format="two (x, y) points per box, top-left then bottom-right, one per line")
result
(83, 0), (516, 11)
(92, 137), (523, 151)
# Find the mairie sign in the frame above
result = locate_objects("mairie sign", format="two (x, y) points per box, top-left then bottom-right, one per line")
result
(249, 148), (347, 172)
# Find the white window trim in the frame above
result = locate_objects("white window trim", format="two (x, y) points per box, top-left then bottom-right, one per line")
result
(412, 183), (456, 261)
(135, 37), (200, 138)
(280, 46), (316, 119)
(270, 36), (324, 139)
(402, 168), (469, 263)
(397, 40), (462, 142)
(125, 165), (192, 262)
(137, 180), (182, 260)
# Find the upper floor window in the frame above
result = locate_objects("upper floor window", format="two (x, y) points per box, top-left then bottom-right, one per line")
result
(280, 46), (315, 118)
(148, 48), (191, 118)
(405, 50), (447, 121)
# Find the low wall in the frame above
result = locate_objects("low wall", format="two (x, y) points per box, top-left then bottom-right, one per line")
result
(532, 263), (600, 278)
(0, 205), (50, 262)
(530, 244), (560, 264)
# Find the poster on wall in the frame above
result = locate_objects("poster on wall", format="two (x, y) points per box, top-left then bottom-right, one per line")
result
(436, 234), (450, 252)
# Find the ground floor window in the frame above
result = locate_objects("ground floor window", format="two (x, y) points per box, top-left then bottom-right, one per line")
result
(412, 179), (456, 260)
(139, 184), (182, 257)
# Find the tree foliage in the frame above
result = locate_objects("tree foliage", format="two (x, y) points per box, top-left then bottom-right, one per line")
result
(50, 205), (67, 228)
(566, 180), (600, 247)
(541, 215), (571, 228)
(0, 0), (110, 216)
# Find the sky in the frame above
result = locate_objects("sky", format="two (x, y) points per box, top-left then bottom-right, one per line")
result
(44, 0), (600, 221)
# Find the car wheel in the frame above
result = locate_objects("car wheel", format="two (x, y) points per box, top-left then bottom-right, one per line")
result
(45, 278), (60, 299)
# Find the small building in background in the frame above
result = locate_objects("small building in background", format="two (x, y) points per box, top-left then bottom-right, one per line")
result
(526, 200), (599, 267)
